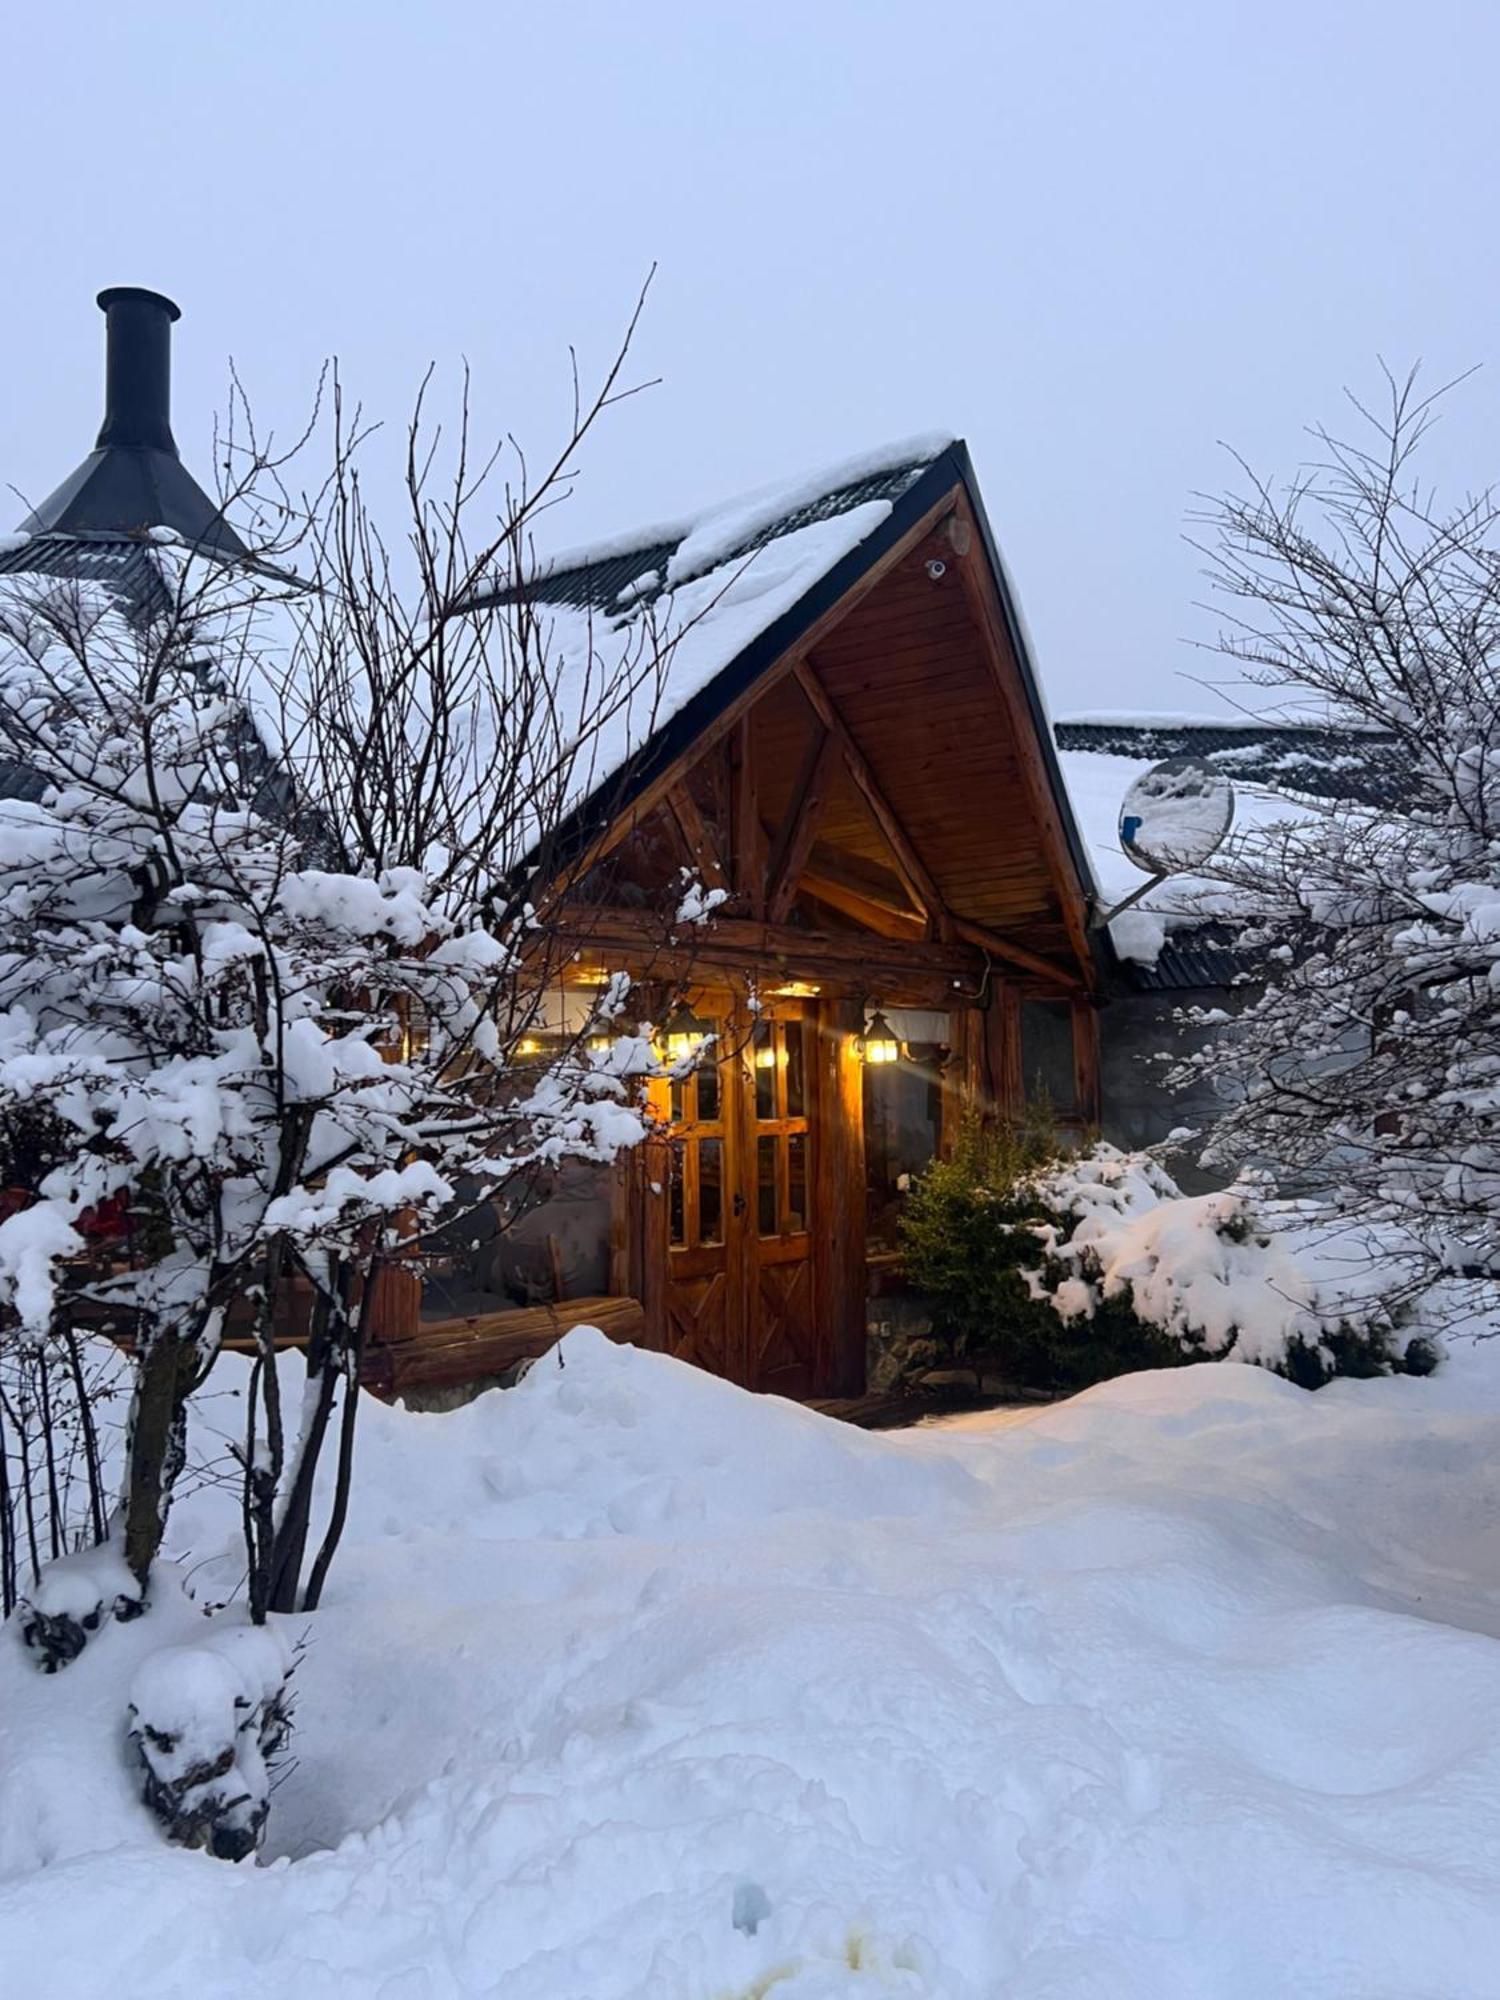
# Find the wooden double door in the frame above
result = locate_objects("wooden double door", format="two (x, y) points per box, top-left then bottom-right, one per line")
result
(652, 999), (827, 1395)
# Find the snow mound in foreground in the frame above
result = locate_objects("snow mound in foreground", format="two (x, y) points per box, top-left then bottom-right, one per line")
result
(333, 1323), (984, 1544)
(6, 1329), (1500, 1997)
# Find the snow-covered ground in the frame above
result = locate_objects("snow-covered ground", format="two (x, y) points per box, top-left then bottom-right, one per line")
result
(6, 1328), (1500, 1997)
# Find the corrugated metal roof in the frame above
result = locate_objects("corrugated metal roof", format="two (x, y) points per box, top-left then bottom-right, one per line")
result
(1125, 940), (1250, 991)
(491, 457), (940, 614)
(1055, 718), (1407, 808)
(0, 533), (169, 618)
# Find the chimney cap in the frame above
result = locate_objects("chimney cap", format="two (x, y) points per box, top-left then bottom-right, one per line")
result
(96, 286), (181, 322)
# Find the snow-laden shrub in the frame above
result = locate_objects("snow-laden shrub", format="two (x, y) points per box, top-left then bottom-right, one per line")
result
(127, 1616), (293, 1862)
(17, 1540), (142, 1673)
(898, 1118), (1186, 1391)
(900, 1126), (1424, 1389)
(1028, 1147), (1414, 1386)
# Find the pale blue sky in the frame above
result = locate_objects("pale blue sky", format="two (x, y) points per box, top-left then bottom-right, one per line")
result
(2, 0), (1496, 710)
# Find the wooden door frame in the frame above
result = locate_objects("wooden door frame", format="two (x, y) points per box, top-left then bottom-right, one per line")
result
(631, 980), (870, 1397)
(812, 995), (867, 1396)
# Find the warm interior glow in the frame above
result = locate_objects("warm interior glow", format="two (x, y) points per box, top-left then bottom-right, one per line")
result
(770, 980), (821, 998)
(754, 1044), (778, 1069)
(516, 1036), (543, 1057)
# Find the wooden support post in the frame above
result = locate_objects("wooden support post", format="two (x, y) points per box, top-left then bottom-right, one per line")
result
(814, 998), (867, 1396)
(363, 1207), (422, 1345)
(1071, 995), (1102, 1130)
(986, 981), (1023, 1118)
(636, 1133), (672, 1351)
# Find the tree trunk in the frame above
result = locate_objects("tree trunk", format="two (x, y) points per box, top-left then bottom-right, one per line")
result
(121, 1323), (198, 1590)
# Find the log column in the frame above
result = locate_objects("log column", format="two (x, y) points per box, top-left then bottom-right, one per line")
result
(814, 997), (867, 1395)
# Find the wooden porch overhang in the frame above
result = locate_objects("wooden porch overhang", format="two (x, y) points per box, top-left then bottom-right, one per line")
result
(530, 445), (1101, 1003)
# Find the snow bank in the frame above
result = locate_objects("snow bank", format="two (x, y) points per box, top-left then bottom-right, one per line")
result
(7, 1327), (1500, 1995)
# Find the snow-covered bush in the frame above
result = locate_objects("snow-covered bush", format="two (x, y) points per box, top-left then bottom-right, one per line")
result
(1028, 1146), (1426, 1388)
(127, 1621), (293, 1861)
(898, 1119), (1186, 1391)
(901, 1126), (1423, 1389)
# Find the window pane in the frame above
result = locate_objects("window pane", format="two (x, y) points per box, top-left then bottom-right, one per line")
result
(785, 1021), (805, 1119)
(669, 1076), (684, 1126)
(757, 1134), (778, 1236)
(787, 1131), (807, 1233)
(698, 1138), (723, 1245)
(668, 1144), (685, 1246)
(1020, 1000), (1077, 1113)
(697, 1048), (720, 1124)
(753, 1021), (776, 1119)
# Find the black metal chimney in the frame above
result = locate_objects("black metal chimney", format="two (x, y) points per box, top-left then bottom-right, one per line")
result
(15, 286), (247, 557)
(95, 287), (180, 454)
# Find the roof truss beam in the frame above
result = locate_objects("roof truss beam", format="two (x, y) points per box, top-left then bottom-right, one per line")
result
(792, 660), (950, 939)
(765, 727), (840, 924)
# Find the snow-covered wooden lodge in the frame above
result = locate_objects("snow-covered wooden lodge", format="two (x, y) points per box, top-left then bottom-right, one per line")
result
(4, 287), (1371, 1403)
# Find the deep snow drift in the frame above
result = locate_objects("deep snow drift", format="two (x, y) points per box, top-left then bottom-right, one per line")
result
(5, 1328), (1500, 1997)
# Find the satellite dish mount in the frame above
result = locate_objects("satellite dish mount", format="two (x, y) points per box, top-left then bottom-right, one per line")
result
(1093, 756), (1235, 928)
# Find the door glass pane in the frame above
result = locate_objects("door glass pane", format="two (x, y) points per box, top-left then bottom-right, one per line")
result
(668, 1143), (685, 1246)
(753, 1020), (776, 1118)
(698, 1138), (723, 1245)
(787, 1131), (807, 1233)
(757, 1134), (778, 1236)
(785, 1020), (805, 1119)
(697, 1046), (720, 1124)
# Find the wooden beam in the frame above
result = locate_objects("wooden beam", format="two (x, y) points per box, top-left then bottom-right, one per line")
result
(729, 714), (768, 918)
(948, 914), (1083, 990)
(371, 1294), (647, 1394)
(766, 728), (840, 923)
(950, 494), (1097, 986)
(668, 781), (728, 890)
(793, 659), (950, 936)
(800, 868), (926, 940)
(550, 904), (985, 983)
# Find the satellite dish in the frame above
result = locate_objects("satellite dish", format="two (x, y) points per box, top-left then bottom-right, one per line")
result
(1118, 757), (1234, 876)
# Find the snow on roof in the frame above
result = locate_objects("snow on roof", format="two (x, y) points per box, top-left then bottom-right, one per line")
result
(474, 435), (956, 833)
(521, 434), (955, 594)
(1056, 707), (1391, 732)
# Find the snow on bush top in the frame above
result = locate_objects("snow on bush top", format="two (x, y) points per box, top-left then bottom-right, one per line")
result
(1029, 1145), (1390, 1368)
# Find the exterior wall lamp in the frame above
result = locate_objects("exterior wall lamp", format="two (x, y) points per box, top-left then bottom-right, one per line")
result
(857, 1010), (901, 1065)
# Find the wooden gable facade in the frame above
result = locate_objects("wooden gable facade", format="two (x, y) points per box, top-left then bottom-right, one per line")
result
(373, 443), (1103, 1402)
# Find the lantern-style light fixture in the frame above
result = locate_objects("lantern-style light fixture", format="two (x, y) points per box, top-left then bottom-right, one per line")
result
(858, 1009), (901, 1065)
(660, 999), (707, 1063)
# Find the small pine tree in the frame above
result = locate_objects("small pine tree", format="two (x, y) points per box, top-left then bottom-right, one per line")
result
(898, 1113), (1188, 1392)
